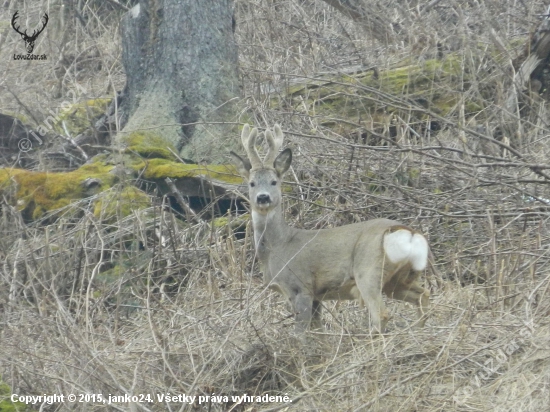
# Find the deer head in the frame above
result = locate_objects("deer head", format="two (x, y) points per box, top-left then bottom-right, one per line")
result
(12, 11), (49, 54)
(230, 124), (292, 215)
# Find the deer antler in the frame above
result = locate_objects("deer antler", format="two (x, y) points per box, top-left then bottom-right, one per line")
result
(263, 124), (284, 166)
(240, 124), (262, 169)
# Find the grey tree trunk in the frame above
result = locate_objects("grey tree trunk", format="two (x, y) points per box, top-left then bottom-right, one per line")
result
(119, 0), (240, 162)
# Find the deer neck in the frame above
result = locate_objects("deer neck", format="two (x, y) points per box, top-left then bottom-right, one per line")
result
(251, 205), (292, 259)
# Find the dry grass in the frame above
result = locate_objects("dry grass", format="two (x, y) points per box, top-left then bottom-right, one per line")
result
(1, 0), (550, 411)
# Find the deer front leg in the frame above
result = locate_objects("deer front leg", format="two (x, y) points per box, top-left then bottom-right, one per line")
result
(292, 293), (314, 333)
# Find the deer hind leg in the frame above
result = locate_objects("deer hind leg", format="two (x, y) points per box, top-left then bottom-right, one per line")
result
(390, 281), (430, 328)
(355, 267), (389, 333)
(310, 300), (323, 330)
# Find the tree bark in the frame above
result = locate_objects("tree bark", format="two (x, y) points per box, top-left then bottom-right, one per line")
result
(119, 0), (240, 162)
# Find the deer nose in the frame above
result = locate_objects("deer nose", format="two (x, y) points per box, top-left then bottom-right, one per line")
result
(257, 194), (270, 204)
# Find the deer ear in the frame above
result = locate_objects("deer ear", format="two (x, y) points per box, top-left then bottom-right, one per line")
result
(273, 148), (292, 176)
(229, 151), (252, 179)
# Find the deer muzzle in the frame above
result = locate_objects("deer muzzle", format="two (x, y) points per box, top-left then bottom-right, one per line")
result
(256, 194), (271, 205)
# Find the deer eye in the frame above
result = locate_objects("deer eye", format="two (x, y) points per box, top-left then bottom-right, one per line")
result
(271, 180), (277, 186)
(249, 182), (255, 187)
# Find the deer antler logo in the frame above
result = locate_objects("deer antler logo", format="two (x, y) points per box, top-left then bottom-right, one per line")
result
(11, 11), (49, 54)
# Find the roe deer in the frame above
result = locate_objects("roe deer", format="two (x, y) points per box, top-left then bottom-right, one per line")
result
(230, 124), (430, 333)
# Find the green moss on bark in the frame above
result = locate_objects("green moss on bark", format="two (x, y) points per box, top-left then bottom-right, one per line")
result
(123, 131), (178, 160)
(53, 99), (111, 136)
(0, 161), (115, 221)
(93, 186), (151, 221)
(280, 55), (478, 135)
(142, 159), (240, 183)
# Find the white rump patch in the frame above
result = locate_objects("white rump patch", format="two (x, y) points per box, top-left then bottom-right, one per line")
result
(130, 4), (140, 18)
(383, 229), (428, 271)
